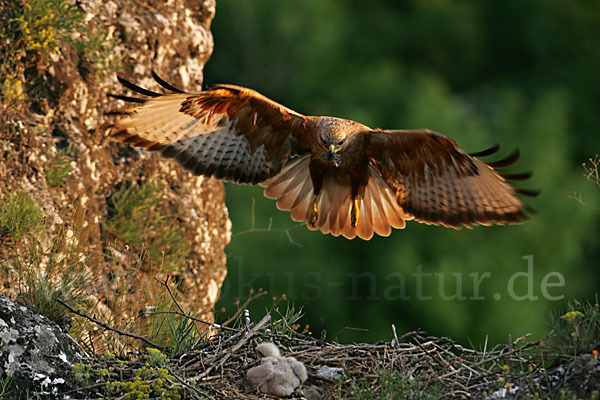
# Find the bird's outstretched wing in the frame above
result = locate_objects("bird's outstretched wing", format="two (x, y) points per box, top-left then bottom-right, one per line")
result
(365, 129), (538, 229)
(107, 72), (310, 184)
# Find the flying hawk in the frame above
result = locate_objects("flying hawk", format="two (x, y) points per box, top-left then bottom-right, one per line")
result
(106, 72), (537, 240)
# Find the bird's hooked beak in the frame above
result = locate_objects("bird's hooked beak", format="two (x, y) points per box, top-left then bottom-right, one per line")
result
(323, 143), (342, 167)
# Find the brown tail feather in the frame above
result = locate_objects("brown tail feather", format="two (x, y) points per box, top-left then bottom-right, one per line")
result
(263, 159), (408, 240)
(357, 189), (375, 240)
(369, 185), (392, 236)
(290, 185), (313, 222)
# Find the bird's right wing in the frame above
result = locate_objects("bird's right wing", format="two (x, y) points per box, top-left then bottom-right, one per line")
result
(107, 72), (311, 184)
(365, 129), (538, 228)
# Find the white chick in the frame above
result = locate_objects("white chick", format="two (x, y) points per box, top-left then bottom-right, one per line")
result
(256, 342), (281, 358)
(246, 342), (308, 397)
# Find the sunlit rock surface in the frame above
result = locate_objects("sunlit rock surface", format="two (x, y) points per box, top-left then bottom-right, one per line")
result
(0, 0), (229, 348)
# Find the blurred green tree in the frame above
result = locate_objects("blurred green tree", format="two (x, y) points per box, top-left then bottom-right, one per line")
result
(207, 0), (600, 345)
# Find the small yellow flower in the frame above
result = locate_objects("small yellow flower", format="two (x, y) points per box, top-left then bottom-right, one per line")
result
(498, 376), (505, 383)
(561, 311), (584, 323)
(593, 349), (598, 360)
(506, 382), (512, 389)
(501, 364), (509, 372)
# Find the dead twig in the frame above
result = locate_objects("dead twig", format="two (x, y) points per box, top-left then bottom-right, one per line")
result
(151, 277), (239, 333)
(56, 298), (167, 350)
(189, 313), (272, 381)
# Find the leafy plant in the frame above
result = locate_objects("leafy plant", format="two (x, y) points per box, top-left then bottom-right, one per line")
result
(548, 299), (600, 357)
(11, 0), (81, 57)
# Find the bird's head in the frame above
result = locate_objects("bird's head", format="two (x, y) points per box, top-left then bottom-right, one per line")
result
(317, 118), (348, 167)
(256, 342), (280, 358)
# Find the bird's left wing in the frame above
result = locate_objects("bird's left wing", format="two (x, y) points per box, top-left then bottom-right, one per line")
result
(365, 129), (538, 228)
(107, 72), (310, 184)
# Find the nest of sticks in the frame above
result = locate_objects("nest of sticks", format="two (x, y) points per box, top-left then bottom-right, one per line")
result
(60, 284), (599, 400)
(168, 312), (550, 399)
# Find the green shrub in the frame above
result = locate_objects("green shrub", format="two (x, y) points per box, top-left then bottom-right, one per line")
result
(0, 0), (121, 105)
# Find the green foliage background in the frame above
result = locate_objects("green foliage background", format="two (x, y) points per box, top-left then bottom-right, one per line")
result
(206, 0), (600, 345)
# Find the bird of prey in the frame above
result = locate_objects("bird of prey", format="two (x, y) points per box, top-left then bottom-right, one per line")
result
(107, 72), (537, 240)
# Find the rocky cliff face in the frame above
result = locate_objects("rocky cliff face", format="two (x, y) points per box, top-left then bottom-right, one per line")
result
(0, 0), (229, 347)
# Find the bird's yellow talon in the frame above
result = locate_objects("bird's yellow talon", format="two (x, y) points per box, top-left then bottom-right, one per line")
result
(307, 195), (318, 226)
(351, 198), (360, 228)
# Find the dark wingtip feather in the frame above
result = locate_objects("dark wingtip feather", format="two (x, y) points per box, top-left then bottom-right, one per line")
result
(499, 171), (533, 181)
(151, 70), (186, 93)
(470, 143), (500, 158)
(523, 204), (539, 217)
(107, 93), (147, 104)
(105, 109), (134, 116)
(160, 145), (179, 158)
(514, 187), (541, 197)
(110, 129), (130, 139)
(117, 76), (161, 97)
(145, 142), (167, 151)
(487, 148), (521, 168)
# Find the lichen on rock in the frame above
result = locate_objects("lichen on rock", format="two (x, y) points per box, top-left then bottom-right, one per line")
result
(0, 295), (85, 398)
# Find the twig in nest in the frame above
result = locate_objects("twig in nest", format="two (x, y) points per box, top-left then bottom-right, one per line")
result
(391, 324), (399, 347)
(152, 277), (238, 332)
(438, 336), (542, 380)
(166, 365), (205, 398)
(155, 276), (186, 314)
(189, 313), (272, 381)
(221, 288), (267, 327)
(56, 298), (167, 351)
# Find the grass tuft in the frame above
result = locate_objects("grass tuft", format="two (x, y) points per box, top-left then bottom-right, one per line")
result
(0, 195), (95, 325)
(70, 25), (122, 78)
(45, 148), (75, 187)
(0, 191), (44, 242)
(347, 369), (443, 400)
(12, 223), (95, 324)
(0, 374), (13, 400)
(105, 181), (189, 272)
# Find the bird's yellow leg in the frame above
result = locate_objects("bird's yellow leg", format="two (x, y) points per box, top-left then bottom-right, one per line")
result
(307, 194), (319, 227)
(351, 197), (360, 228)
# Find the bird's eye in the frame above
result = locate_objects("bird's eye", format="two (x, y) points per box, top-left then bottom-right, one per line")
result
(338, 138), (345, 146)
